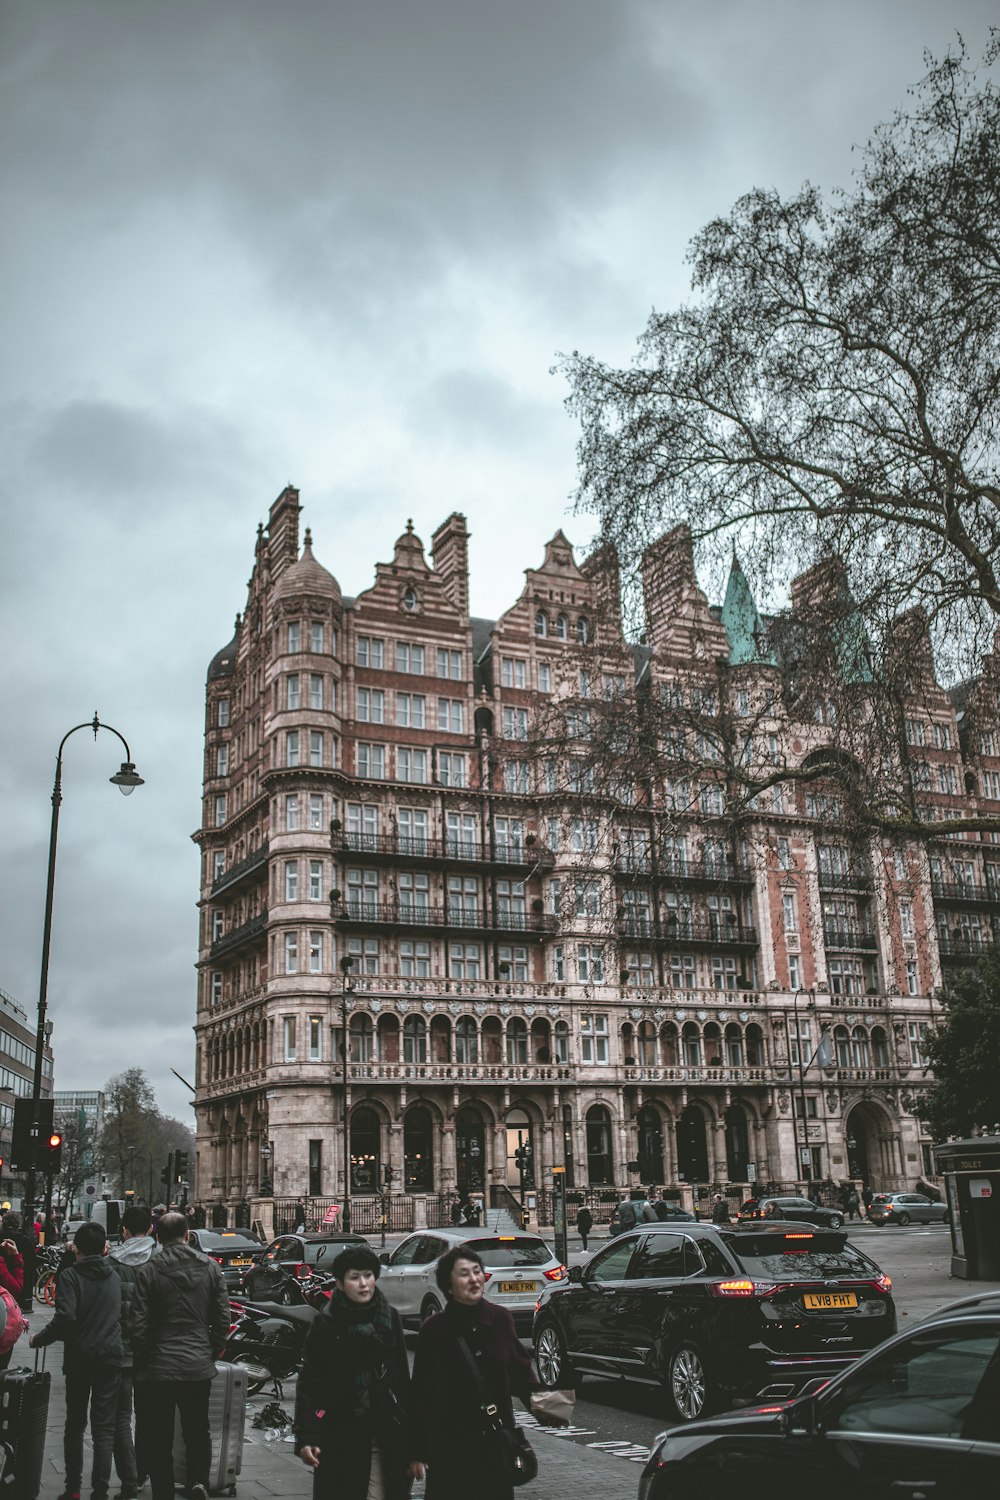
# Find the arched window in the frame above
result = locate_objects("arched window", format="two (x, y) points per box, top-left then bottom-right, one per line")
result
(455, 1016), (478, 1064)
(553, 1020), (569, 1064)
(535, 610), (548, 638)
(638, 1020), (657, 1068)
(403, 1106), (433, 1190)
(724, 1106), (749, 1180)
(620, 1022), (635, 1065)
(555, 614), (568, 640)
(506, 1017), (528, 1065)
(725, 1023), (744, 1067)
(577, 616), (589, 643)
(834, 1025), (851, 1067)
(682, 1022), (702, 1067)
(745, 1023), (764, 1066)
(403, 1015), (427, 1064)
(637, 1105), (663, 1183)
(349, 1106), (380, 1191)
(871, 1026), (889, 1067)
(585, 1105), (613, 1184)
(350, 1014), (374, 1063)
(456, 1106), (485, 1192)
(852, 1026), (870, 1068)
(704, 1022), (722, 1065)
(676, 1106), (708, 1181)
(661, 1022), (679, 1067)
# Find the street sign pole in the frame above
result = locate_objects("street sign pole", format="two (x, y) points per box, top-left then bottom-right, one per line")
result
(552, 1166), (567, 1267)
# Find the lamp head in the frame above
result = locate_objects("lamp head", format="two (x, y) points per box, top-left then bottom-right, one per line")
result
(340, 955), (355, 976)
(110, 762), (144, 796)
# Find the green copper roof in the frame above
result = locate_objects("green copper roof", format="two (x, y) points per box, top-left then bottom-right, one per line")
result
(721, 556), (776, 665)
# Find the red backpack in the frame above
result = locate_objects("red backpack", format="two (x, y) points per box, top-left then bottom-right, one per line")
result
(0, 1288), (26, 1358)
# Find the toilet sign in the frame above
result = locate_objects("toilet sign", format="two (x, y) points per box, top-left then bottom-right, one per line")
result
(969, 1178), (992, 1199)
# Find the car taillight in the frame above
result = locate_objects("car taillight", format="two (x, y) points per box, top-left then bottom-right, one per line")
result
(211, 1255), (225, 1264)
(710, 1279), (755, 1297)
(872, 1273), (892, 1293)
(482, 1270), (492, 1282)
(543, 1265), (567, 1282)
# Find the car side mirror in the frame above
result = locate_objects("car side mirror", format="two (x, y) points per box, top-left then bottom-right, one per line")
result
(568, 1264), (583, 1284)
(379, 1252), (390, 1265)
(780, 1395), (819, 1437)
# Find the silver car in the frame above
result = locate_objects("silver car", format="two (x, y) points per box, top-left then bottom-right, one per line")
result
(867, 1192), (950, 1226)
(378, 1227), (567, 1332)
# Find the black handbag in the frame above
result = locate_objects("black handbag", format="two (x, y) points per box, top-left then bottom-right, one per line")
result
(456, 1336), (538, 1487)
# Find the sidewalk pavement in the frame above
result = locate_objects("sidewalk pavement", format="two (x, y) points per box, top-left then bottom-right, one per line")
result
(23, 1304), (634, 1500)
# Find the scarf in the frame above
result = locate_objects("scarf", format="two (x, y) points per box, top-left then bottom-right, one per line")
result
(326, 1287), (395, 1409)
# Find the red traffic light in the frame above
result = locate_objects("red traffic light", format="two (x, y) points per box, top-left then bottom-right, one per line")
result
(48, 1133), (62, 1149)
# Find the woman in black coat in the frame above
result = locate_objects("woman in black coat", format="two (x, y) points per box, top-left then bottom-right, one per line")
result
(409, 1246), (541, 1500)
(294, 1246), (411, 1500)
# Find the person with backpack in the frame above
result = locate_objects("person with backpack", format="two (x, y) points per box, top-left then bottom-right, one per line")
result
(0, 1233), (26, 1370)
(109, 1205), (158, 1498)
(29, 1221), (124, 1500)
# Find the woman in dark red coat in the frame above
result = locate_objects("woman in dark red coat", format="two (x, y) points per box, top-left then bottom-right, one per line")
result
(409, 1246), (540, 1500)
(0, 1236), (25, 1370)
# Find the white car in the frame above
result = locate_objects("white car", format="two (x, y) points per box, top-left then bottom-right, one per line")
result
(378, 1227), (566, 1333)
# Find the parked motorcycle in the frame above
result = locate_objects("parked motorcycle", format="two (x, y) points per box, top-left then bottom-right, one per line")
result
(221, 1297), (319, 1394)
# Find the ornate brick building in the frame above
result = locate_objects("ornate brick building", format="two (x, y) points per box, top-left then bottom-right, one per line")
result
(193, 487), (1000, 1222)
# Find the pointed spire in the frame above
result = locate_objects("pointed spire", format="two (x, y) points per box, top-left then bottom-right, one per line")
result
(721, 555), (775, 665)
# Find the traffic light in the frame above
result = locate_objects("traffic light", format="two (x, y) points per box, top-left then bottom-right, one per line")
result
(45, 1132), (62, 1174)
(161, 1152), (174, 1188)
(174, 1151), (189, 1183)
(0, 1156), (5, 1177)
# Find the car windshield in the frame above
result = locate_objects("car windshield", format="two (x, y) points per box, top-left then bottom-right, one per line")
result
(464, 1237), (552, 1268)
(732, 1236), (876, 1281)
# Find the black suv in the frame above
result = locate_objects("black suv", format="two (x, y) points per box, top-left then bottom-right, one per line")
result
(639, 1291), (1000, 1497)
(241, 1231), (368, 1301)
(608, 1200), (696, 1236)
(738, 1195), (845, 1229)
(532, 1222), (895, 1422)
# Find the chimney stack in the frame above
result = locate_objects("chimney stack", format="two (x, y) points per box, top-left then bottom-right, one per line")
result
(431, 512), (470, 618)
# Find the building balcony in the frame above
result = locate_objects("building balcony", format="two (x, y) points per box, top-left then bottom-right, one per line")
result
(344, 1060), (573, 1084)
(210, 840), (269, 896)
(334, 902), (558, 937)
(938, 934), (996, 962)
(823, 926), (878, 951)
(817, 869), (872, 893)
(209, 910), (269, 958)
(336, 830), (554, 872)
(617, 917), (759, 949)
(615, 857), (754, 887)
(931, 880), (1000, 907)
(621, 1064), (769, 1084)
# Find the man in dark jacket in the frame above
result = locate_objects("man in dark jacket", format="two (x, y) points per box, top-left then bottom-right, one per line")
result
(130, 1211), (229, 1500)
(109, 1205), (158, 1498)
(30, 1220), (123, 1500)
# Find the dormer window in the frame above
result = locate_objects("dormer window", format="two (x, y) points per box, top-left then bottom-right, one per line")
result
(535, 610), (548, 638)
(402, 587), (418, 612)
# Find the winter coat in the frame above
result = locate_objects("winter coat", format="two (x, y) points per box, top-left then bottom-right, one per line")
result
(0, 1248), (24, 1301)
(410, 1298), (538, 1500)
(130, 1241), (230, 1383)
(712, 1199), (730, 1224)
(110, 1235), (158, 1369)
(33, 1254), (124, 1372)
(294, 1287), (411, 1500)
(575, 1208), (593, 1235)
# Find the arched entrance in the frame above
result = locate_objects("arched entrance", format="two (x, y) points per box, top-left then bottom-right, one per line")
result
(586, 1105), (614, 1185)
(724, 1106), (750, 1180)
(506, 1107), (535, 1189)
(676, 1106), (708, 1182)
(844, 1101), (897, 1191)
(403, 1106), (434, 1191)
(637, 1106), (664, 1184)
(349, 1106), (381, 1192)
(456, 1106), (485, 1193)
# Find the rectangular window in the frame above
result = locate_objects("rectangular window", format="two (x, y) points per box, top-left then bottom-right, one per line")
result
(788, 953), (800, 991)
(308, 1138), (322, 1196)
(283, 1016), (297, 1059)
(215, 745), (229, 777)
(501, 657), (527, 689)
(287, 622), (301, 653)
(979, 732), (997, 757)
(213, 794), (227, 827)
(436, 648), (462, 680)
(398, 871), (430, 914)
(496, 879), (526, 922)
(309, 794), (323, 830)
(449, 943), (480, 979)
(580, 1013), (609, 1063)
(286, 673), (301, 710)
(438, 751), (466, 787)
(937, 764), (958, 795)
(286, 731), (300, 767)
(497, 944), (529, 981)
(217, 698), (230, 727)
(210, 972), (223, 1007)
(308, 860), (323, 900)
(308, 1016), (322, 1061)
(284, 861), (298, 901)
(900, 900), (914, 938)
(626, 951), (655, 988)
(909, 1021), (928, 1066)
(782, 893), (797, 932)
(356, 636), (384, 669)
(578, 670), (591, 698)
(932, 722), (952, 749)
(309, 673), (324, 710)
(399, 940), (430, 978)
(494, 816), (524, 852)
(310, 731), (323, 767)
(285, 794), (300, 831)
(396, 642), (426, 674)
(211, 909), (224, 941)
(283, 933), (298, 975)
(310, 621), (325, 653)
(396, 692), (426, 728)
(397, 747), (428, 783)
(538, 662), (552, 693)
(438, 698), (464, 734)
(212, 851), (225, 882)
(711, 956), (738, 990)
(445, 812), (477, 858)
(357, 743), (386, 779)
(577, 945), (604, 983)
(308, 930), (323, 973)
(574, 880), (601, 917)
(504, 759), (529, 794)
(348, 936), (380, 974)
(983, 770), (1000, 800)
(571, 818), (599, 853)
(357, 688), (384, 724)
(603, 673), (626, 700)
(448, 875), (480, 925)
(552, 945), (565, 982)
(777, 837), (792, 870)
(347, 868), (379, 917)
(905, 957), (918, 996)
(399, 807), (430, 854)
(905, 718), (925, 746)
(669, 955), (696, 989)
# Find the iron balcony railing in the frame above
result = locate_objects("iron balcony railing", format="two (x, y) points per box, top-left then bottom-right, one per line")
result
(931, 880), (1000, 905)
(823, 926), (878, 951)
(209, 910), (268, 958)
(614, 856), (754, 885)
(336, 830), (554, 868)
(334, 901), (557, 935)
(617, 916), (759, 948)
(211, 840), (269, 896)
(817, 869), (872, 892)
(937, 933), (996, 958)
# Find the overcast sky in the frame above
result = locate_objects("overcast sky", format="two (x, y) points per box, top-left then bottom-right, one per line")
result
(1, 1), (994, 1129)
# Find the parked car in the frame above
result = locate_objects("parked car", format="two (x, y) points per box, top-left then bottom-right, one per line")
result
(638, 1291), (1000, 1497)
(378, 1227), (566, 1332)
(242, 1231), (369, 1301)
(609, 1200), (696, 1236)
(532, 1221), (895, 1422)
(866, 1192), (950, 1226)
(738, 1195), (845, 1230)
(187, 1229), (265, 1291)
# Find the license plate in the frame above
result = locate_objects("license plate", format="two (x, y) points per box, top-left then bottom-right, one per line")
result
(804, 1291), (858, 1310)
(229, 1257), (254, 1266)
(497, 1280), (530, 1294)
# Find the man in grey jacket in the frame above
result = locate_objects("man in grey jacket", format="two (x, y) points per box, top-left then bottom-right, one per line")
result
(130, 1211), (229, 1500)
(109, 1205), (157, 1498)
(30, 1220), (123, 1500)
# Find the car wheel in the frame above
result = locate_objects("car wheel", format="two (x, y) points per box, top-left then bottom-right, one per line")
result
(534, 1322), (575, 1390)
(897, 1212), (911, 1227)
(666, 1343), (712, 1423)
(420, 1295), (442, 1325)
(827, 1214), (844, 1229)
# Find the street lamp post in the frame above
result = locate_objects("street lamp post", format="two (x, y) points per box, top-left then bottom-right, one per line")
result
(23, 715), (143, 1227)
(792, 987), (815, 1189)
(339, 955), (355, 1233)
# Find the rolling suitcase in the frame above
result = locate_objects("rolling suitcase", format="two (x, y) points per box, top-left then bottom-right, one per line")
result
(172, 1361), (247, 1496)
(0, 1362), (51, 1500)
